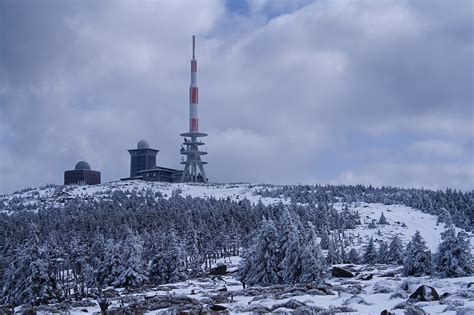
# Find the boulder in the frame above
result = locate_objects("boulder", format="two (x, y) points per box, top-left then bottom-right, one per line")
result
(210, 304), (227, 311)
(380, 271), (396, 277)
(343, 295), (371, 305)
(467, 282), (474, 288)
(210, 265), (227, 276)
(409, 285), (440, 302)
(332, 267), (354, 278)
(380, 310), (393, 315)
(440, 292), (450, 300)
(358, 274), (373, 280)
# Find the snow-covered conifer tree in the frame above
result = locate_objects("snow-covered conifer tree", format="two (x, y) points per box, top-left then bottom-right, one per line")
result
(403, 231), (431, 276)
(278, 209), (303, 284)
(185, 228), (203, 276)
(149, 230), (185, 285)
(299, 222), (327, 282)
(112, 231), (148, 287)
(363, 237), (378, 265)
(434, 227), (473, 277)
(368, 219), (377, 229)
(2, 232), (60, 306)
(348, 248), (360, 264)
(387, 235), (404, 265)
(325, 238), (340, 265)
(377, 241), (389, 264)
(240, 218), (280, 286)
(96, 239), (122, 287)
(319, 229), (330, 250)
(378, 212), (388, 225)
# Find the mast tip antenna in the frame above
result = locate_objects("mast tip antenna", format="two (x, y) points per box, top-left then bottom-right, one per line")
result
(192, 35), (195, 59)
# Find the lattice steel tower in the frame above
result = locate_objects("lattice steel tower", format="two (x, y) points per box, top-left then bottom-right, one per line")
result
(180, 35), (208, 183)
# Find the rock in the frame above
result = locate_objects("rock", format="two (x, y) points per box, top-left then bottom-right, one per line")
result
(380, 310), (393, 315)
(343, 295), (371, 305)
(209, 265), (227, 276)
(332, 267), (354, 278)
(71, 300), (97, 308)
(409, 285), (440, 302)
(380, 271), (396, 277)
(209, 293), (231, 304)
(440, 292), (450, 299)
(80, 310), (88, 313)
(210, 304), (227, 311)
(358, 274), (373, 280)
(217, 287), (228, 292)
(144, 293), (157, 300)
(467, 282), (474, 288)
(271, 299), (307, 310)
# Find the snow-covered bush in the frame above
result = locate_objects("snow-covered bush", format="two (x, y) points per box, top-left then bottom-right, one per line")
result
(373, 280), (396, 294)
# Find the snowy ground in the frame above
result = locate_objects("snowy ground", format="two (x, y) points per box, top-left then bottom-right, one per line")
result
(338, 202), (474, 255)
(58, 256), (474, 315)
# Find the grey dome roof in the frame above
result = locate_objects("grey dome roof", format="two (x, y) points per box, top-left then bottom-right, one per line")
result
(75, 161), (91, 170)
(137, 139), (150, 149)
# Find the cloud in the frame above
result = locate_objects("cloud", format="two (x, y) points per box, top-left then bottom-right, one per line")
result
(0, 0), (472, 193)
(409, 140), (464, 159)
(336, 161), (474, 191)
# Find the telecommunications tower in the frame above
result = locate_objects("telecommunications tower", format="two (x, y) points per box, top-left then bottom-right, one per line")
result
(180, 35), (208, 183)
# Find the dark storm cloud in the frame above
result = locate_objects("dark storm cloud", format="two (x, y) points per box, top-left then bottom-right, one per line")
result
(0, 0), (472, 193)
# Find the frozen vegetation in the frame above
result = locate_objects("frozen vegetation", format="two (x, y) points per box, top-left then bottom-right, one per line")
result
(0, 181), (473, 314)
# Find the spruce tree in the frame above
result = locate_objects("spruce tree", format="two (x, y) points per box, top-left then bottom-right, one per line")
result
(278, 209), (302, 284)
(2, 234), (60, 306)
(363, 237), (378, 265)
(96, 239), (122, 287)
(299, 222), (327, 282)
(434, 227), (473, 277)
(403, 231), (431, 276)
(149, 230), (185, 285)
(241, 218), (280, 286)
(348, 248), (360, 264)
(387, 235), (404, 265)
(112, 232), (148, 287)
(378, 212), (388, 225)
(326, 239), (340, 265)
(377, 241), (389, 264)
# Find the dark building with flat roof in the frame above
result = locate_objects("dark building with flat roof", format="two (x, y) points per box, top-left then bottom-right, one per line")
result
(64, 161), (101, 185)
(139, 166), (183, 183)
(122, 140), (182, 183)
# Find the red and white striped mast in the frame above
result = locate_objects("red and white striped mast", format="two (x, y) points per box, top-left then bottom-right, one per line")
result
(180, 35), (208, 183)
(190, 35), (199, 133)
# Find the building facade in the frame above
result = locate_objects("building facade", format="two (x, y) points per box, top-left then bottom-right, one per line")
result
(64, 161), (101, 185)
(122, 140), (182, 183)
(127, 140), (159, 178)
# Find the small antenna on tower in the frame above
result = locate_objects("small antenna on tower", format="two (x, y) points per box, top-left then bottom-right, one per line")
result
(192, 35), (195, 59)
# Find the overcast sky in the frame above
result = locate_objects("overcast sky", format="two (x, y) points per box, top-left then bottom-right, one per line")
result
(0, 0), (473, 193)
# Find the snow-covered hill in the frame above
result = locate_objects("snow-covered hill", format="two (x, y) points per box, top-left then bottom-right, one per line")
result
(0, 181), (285, 215)
(1, 180), (473, 314)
